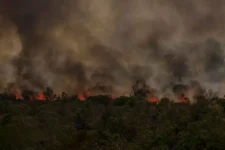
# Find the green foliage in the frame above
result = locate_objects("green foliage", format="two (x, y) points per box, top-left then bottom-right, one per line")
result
(0, 95), (225, 149)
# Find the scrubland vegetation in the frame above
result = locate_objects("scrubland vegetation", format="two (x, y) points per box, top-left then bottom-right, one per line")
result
(0, 90), (225, 150)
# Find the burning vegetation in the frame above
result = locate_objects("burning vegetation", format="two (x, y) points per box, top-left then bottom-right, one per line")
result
(1, 82), (225, 149)
(1, 79), (219, 105)
(1, 0), (225, 149)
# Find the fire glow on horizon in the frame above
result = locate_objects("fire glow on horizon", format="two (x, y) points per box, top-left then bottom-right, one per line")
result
(14, 91), (189, 104)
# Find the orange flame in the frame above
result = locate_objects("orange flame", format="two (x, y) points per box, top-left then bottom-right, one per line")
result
(149, 97), (160, 104)
(78, 91), (91, 101)
(15, 92), (23, 100)
(79, 94), (86, 101)
(179, 95), (188, 103)
(12, 89), (191, 104)
(35, 93), (46, 101)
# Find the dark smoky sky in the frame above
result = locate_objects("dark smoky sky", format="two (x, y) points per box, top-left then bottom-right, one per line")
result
(0, 0), (225, 96)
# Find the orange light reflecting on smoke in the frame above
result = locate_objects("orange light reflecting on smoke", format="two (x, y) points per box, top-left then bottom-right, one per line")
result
(111, 95), (118, 100)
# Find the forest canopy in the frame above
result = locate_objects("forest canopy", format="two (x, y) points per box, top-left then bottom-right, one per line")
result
(0, 88), (225, 150)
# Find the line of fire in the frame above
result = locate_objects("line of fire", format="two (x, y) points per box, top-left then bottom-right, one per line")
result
(0, 79), (218, 105)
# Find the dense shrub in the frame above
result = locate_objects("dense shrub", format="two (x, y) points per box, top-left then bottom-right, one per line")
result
(0, 95), (225, 150)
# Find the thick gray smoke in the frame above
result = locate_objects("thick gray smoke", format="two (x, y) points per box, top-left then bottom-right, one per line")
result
(1, 0), (225, 97)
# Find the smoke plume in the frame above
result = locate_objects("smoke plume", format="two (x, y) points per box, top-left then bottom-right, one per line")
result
(1, 0), (225, 97)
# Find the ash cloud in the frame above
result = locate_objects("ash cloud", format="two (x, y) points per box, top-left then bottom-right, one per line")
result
(0, 0), (225, 96)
